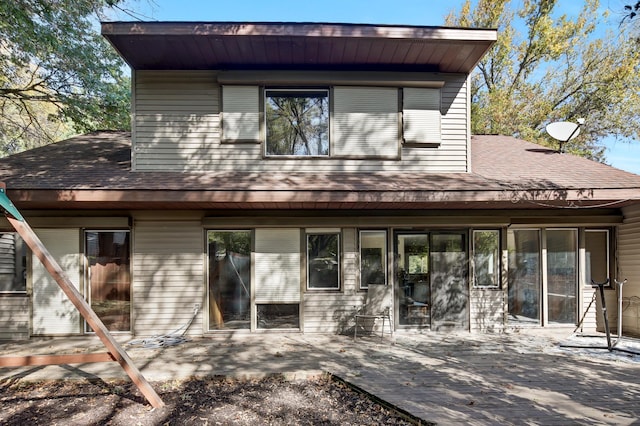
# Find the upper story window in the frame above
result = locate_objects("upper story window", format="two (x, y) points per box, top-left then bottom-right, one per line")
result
(265, 89), (329, 156)
(220, 79), (443, 159)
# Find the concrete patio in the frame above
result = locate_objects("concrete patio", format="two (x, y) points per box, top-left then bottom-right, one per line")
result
(0, 330), (639, 425)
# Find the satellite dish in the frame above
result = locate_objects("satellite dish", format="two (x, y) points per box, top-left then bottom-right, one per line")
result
(546, 120), (585, 153)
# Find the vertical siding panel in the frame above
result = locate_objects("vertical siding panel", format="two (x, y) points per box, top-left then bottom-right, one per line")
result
(254, 229), (301, 303)
(31, 229), (81, 335)
(132, 220), (204, 337)
(333, 87), (399, 157)
(403, 87), (441, 144)
(618, 205), (640, 336)
(221, 85), (260, 141)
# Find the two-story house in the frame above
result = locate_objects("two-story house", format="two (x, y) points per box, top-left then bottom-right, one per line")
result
(1, 22), (639, 340)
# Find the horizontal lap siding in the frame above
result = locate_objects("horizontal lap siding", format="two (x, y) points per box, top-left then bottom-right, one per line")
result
(303, 228), (363, 333)
(132, 220), (204, 336)
(618, 205), (640, 336)
(133, 71), (468, 173)
(134, 71), (220, 171)
(470, 289), (505, 332)
(0, 295), (29, 340)
(303, 293), (364, 333)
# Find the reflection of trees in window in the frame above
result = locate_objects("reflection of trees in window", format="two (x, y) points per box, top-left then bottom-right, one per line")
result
(473, 230), (500, 287)
(208, 231), (252, 330)
(307, 233), (340, 289)
(266, 89), (329, 156)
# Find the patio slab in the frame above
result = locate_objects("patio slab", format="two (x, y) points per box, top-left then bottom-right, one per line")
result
(0, 330), (639, 425)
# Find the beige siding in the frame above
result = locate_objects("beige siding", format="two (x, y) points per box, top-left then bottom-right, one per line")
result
(333, 87), (399, 158)
(133, 71), (468, 172)
(31, 229), (81, 336)
(0, 295), (29, 340)
(403, 87), (441, 144)
(254, 228), (300, 303)
(580, 287), (598, 332)
(303, 293), (364, 333)
(303, 228), (365, 333)
(221, 85), (260, 141)
(133, 71), (220, 171)
(618, 205), (640, 336)
(470, 289), (505, 332)
(132, 220), (204, 337)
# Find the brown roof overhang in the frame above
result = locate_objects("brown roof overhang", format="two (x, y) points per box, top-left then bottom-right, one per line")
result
(1, 132), (639, 212)
(101, 21), (497, 73)
(4, 187), (639, 211)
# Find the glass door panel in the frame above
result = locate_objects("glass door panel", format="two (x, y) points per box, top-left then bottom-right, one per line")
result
(430, 233), (468, 330)
(208, 231), (251, 330)
(85, 231), (131, 332)
(547, 229), (577, 324)
(396, 234), (430, 326)
(508, 229), (541, 324)
(585, 230), (609, 285)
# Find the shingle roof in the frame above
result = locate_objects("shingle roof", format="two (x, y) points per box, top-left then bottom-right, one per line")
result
(0, 131), (638, 210)
(471, 135), (640, 190)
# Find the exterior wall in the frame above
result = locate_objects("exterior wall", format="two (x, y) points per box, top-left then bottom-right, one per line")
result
(132, 70), (469, 173)
(303, 228), (366, 333)
(0, 211), (625, 339)
(619, 205), (640, 336)
(132, 219), (204, 337)
(0, 295), (29, 340)
(133, 70), (220, 171)
(31, 228), (82, 335)
(470, 289), (505, 332)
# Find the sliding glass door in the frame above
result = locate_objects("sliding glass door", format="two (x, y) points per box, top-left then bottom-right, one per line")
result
(508, 228), (578, 325)
(208, 230), (252, 330)
(85, 231), (131, 332)
(395, 231), (467, 329)
(546, 229), (577, 324)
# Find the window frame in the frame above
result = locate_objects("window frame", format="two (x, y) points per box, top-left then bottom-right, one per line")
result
(471, 229), (501, 289)
(359, 229), (388, 290)
(306, 231), (341, 291)
(264, 87), (330, 158)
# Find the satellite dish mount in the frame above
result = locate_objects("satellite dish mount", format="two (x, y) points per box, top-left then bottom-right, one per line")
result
(546, 118), (585, 153)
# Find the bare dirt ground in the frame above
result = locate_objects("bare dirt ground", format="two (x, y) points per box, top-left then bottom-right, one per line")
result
(0, 375), (416, 425)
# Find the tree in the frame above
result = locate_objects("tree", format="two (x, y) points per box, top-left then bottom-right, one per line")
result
(446, 0), (640, 161)
(0, 0), (130, 155)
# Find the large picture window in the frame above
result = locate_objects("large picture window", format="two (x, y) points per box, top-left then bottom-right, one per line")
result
(307, 232), (340, 290)
(265, 89), (329, 156)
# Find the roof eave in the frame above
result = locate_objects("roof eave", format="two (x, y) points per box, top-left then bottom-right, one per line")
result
(101, 21), (497, 73)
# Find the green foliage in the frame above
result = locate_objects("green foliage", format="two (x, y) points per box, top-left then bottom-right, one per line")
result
(0, 0), (130, 155)
(446, 0), (640, 161)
